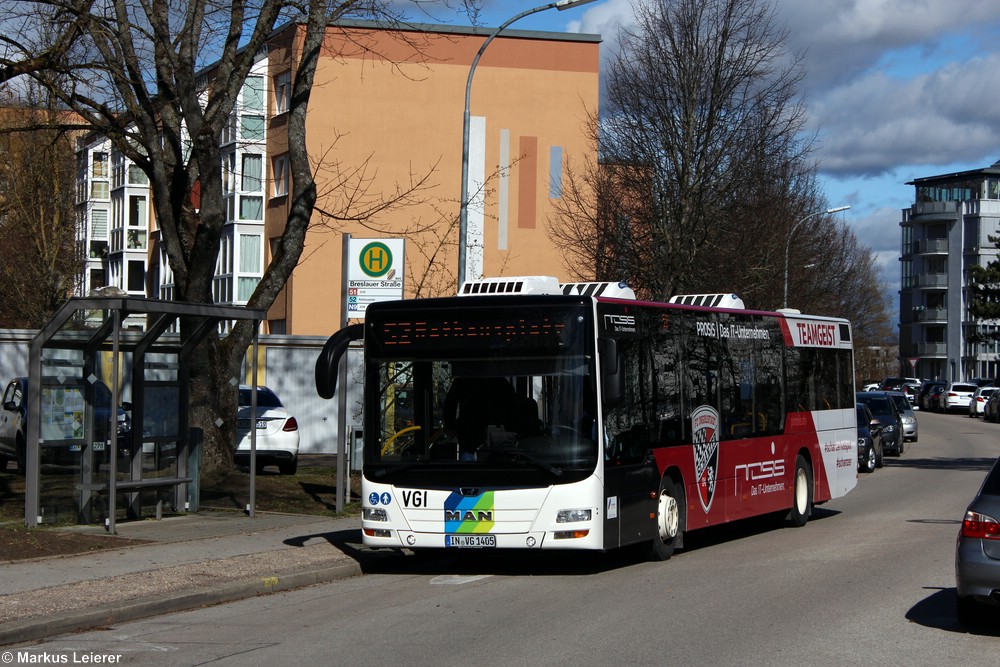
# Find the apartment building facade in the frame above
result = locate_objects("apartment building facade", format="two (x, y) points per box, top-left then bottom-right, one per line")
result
(899, 161), (1000, 382)
(74, 20), (601, 335)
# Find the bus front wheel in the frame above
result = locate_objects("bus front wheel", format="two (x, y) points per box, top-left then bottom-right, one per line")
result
(650, 475), (684, 561)
(787, 455), (812, 527)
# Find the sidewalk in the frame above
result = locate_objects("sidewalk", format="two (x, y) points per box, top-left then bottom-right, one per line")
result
(0, 511), (363, 646)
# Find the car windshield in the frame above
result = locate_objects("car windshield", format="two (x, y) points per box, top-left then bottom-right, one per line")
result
(889, 394), (910, 413)
(238, 387), (283, 408)
(860, 396), (894, 416)
(952, 384), (976, 393)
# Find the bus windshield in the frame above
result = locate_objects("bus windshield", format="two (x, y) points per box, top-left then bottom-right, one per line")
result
(364, 300), (598, 483)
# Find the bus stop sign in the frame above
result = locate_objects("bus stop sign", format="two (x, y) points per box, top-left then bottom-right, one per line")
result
(346, 238), (404, 318)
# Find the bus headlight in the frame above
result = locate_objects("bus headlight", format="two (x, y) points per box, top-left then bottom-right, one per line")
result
(364, 507), (388, 522)
(557, 509), (592, 523)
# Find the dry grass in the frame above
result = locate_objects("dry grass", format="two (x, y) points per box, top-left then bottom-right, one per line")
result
(1, 464), (356, 522)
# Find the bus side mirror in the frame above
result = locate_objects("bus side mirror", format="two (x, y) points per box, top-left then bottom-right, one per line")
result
(599, 337), (624, 408)
(315, 323), (364, 399)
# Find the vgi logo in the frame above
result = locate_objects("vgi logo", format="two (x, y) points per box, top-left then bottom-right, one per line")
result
(692, 405), (720, 513)
(401, 490), (428, 507)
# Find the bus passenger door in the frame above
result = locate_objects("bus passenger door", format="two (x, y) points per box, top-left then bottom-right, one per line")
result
(604, 426), (658, 549)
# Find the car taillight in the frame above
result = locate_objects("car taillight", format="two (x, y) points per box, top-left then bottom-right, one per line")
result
(283, 416), (299, 432)
(962, 510), (1000, 539)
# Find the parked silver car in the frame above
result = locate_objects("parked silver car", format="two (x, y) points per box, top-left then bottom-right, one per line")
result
(887, 391), (918, 442)
(956, 457), (1000, 625)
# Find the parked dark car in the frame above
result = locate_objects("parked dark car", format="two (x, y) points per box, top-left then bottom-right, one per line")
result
(1, 376), (130, 474)
(856, 402), (883, 473)
(880, 377), (908, 391)
(928, 384), (948, 412)
(985, 392), (1000, 423)
(918, 381), (946, 411)
(956, 456), (1000, 626)
(856, 391), (904, 456)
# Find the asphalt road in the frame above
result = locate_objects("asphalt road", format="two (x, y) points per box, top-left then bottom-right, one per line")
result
(11, 409), (1000, 666)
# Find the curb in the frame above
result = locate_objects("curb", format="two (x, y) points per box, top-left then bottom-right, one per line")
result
(0, 560), (363, 647)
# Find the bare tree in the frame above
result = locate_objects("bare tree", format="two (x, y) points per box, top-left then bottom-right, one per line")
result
(0, 1), (94, 85)
(0, 89), (82, 328)
(550, 0), (891, 342)
(4, 0), (480, 473)
(553, 0), (808, 295)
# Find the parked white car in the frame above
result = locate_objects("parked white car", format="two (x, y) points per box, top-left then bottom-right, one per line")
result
(235, 386), (300, 475)
(968, 387), (996, 417)
(944, 383), (978, 412)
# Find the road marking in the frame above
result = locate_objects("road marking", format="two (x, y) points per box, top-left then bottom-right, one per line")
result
(430, 574), (493, 585)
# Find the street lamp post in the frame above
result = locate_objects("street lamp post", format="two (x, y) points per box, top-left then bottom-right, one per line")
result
(458, 0), (597, 289)
(782, 205), (850, 309)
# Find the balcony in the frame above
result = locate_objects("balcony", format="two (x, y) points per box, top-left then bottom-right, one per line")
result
(910, 200), (959, 219)
(916, 273), (949, 288)
(914, 239), (948, 254)
(916, 343), (947, 357)
(915, 307), (948, 322)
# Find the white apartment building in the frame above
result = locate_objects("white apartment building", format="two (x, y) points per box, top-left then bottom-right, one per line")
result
(74, 52), (270, 320)
(899, 161), (1000, 382)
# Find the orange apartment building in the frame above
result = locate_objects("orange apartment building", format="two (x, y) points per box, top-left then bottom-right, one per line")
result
(75, 19), (601, 336)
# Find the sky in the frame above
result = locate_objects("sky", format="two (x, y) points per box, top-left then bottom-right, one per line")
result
(456, 0), (1000, 319)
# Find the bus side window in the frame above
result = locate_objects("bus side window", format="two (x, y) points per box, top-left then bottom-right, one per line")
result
(608, 423), (649, 465)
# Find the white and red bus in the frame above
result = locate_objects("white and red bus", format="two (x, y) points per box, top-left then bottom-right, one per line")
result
(316, 276), (857, 559)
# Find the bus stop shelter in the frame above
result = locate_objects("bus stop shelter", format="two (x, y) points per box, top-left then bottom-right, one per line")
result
(23, 297), (265, 533)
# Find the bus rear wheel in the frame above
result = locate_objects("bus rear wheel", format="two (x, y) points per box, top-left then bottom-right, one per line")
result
(787, 455), (812, 527)
(650, 475), (684, 561)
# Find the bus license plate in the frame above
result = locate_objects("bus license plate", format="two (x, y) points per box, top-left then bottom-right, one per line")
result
(446, 534), (496, 548)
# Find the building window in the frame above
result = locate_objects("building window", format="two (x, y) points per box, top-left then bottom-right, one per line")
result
(272, 154), (289, 197)
(238, 233), (262, 302)
(274, 71), (291, 115)
(222, 114), (237, 145)
(241, 115), (265, 141)
(240, 196), (263, 220)
(239, 234), (261, 273)
(242, 154), (262, 191)
(90, 181), (109, 200)
(127, 260), (145, 292)
(128, 165), (148, 185)
(89, 241), (108, 259)
(91, 209), (108, 239)
(243, 76), (264, 112)
(93, 152), (108, 178)
(549, 146), (563, 199)
(89, 268), (106, 290)
(127, 230), (147, 250)
(223, 153), (236, 194)
(129, 195), (147, 228)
